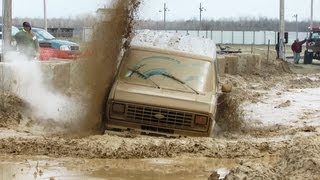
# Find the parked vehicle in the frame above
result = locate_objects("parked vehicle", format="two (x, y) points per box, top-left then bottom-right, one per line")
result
(0, 25), (19, 59)
(31, 28), (81, 61)
(304, 26), (320, 64)
(104, 30), (220, 137)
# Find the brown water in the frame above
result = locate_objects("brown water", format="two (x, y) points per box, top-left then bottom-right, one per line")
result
(0, 155), (238, 180)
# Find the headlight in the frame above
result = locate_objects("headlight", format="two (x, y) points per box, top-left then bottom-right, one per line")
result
(194, 115), (208, 126)
(111, 103), (126, 114)
(60, 45), (71, 51)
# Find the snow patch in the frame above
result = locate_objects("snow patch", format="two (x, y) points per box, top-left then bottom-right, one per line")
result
(243, 88), (320, 127)
(132, 30), (216, 59)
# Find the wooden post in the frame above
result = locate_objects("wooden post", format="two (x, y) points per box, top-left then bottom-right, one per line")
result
(243, 31), (245, 44)
(44, 0), (48, 31)
(279, 0), (285, 60)
(2, 0), (12, 62)
(232, 31), (234, 44)
(267, 40), (270, 64)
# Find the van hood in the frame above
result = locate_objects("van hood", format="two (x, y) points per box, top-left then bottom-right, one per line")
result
(111, 81), (217, 113)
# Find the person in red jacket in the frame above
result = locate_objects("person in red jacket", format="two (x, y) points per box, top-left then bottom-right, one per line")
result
(291, 38), (307, 64)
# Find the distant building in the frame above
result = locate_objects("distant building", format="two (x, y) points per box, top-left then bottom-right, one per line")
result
(96, 8), (116, 22)
(80, 7), (115, 42)
(47, 28), (74, 38)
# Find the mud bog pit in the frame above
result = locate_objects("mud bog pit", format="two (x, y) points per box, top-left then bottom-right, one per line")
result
(1, 61), (320, 179)
(0, 156), (240, 180)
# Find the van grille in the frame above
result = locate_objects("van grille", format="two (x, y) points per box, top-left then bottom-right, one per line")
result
(126, 104), (193, 129)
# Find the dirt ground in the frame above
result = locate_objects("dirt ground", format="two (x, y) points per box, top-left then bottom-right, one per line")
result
(1, 57), (320, 179)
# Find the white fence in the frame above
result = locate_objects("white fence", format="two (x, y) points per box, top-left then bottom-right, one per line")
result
(166, 30), (308, 45)
(77, 28), (309, 45)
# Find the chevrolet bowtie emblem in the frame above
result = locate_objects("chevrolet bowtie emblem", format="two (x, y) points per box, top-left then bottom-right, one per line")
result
(154, 113), (165, 120)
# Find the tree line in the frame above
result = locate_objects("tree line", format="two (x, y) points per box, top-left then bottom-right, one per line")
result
(137, 17), (319, 32)
(3, 16), (319, 32)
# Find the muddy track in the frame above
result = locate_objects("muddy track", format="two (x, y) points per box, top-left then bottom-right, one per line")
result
(0, 131), (300, 159)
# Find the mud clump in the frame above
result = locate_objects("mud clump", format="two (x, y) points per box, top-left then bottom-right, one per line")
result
(225, 136), (320, 179)
(274, 137), (320, 179)
(0, 91), (26, 128)
(225, 161), (279, 179)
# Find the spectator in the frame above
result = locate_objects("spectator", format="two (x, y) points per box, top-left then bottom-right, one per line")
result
(14, 22), (39, 59)
(291, 38), (307, 64)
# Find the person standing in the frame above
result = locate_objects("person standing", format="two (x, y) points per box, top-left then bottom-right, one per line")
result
(14, 22), (39, 59)
(291, 38), (307, 64)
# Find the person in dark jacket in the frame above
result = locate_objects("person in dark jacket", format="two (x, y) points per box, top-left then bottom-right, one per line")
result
(291, 38), (307, 64)
(14, 22), (39, 59)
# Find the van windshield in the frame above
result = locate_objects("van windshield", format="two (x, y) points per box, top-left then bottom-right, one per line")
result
(119, 48), (214, 93)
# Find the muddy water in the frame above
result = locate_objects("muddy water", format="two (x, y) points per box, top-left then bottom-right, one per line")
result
(0, 156), (239, 180)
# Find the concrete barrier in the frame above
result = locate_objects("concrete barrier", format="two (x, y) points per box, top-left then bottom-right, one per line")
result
(0, 60), (70, 93)
(217, 53), (263, 75)
(237, 53), (262, 73)
(0, 63), (16, 91)
(69, 59), (92, 90)
(224, 55), (238, 75)
(40, 60), (70, 92)
(217, 55), (226, 76)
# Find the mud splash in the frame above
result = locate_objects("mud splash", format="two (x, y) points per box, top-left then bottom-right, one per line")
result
(216, 91), (245, 133)
(75, 0), (141, 132)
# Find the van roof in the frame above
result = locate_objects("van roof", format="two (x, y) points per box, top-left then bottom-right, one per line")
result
(131, 30), (216, 60)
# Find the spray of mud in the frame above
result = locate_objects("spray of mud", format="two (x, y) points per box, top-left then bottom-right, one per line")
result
(77, 0), (141, 133)
(2, 52), (84, 132)
(0, 0), (141, 135)
(216, 90), (245, 133)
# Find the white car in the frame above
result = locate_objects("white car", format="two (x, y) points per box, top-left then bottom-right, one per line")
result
(0, 25), (20, 59)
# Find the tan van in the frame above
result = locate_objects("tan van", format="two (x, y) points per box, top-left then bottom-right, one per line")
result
(106, 30), (218, 137)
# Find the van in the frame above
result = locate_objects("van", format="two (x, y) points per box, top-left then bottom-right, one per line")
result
(105, 30), (219, 137)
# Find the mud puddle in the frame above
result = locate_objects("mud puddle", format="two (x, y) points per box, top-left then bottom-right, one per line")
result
(0, 155), (251, 180)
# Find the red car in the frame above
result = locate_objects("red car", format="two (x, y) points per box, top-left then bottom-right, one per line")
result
(31, 27), (81, 61)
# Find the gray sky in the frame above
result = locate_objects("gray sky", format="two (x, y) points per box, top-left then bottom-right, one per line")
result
(1, 0), (319, 21)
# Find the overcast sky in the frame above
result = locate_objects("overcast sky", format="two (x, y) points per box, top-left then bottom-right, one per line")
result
(1, 0), (319, 21)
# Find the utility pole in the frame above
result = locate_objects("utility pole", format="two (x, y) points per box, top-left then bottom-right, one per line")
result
(279, 0), (285, 60)
(199, 3), (205, 31)
(44, 0), (48, 31)
(311, 0), (314, 28)
(160, 3), (169, 31)
(293, 14), (298, 39)
(2, 0), (12, 62)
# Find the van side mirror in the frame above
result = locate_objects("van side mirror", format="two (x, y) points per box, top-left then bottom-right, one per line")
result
(221, 83), (232, 93)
